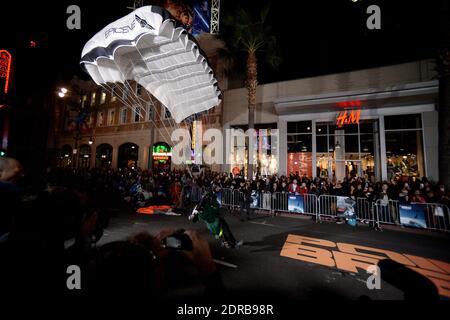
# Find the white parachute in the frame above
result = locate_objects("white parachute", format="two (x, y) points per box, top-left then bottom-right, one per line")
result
(80, 5), (221, 124)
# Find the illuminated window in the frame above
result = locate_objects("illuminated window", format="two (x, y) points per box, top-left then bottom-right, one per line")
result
(81, 95), (87, 108)
(100, 91), (106, 104)
(90, 92), (96, 106)
(385, 114), (424, 179)
(287, 121), (313, 177)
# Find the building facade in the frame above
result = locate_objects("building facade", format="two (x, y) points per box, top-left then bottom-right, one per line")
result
(53, 58), (442, 183)
(223, 60), (440, 182)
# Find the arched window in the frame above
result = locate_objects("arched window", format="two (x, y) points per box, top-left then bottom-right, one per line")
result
(118, 143), (139, 169)
(79, 144), (92, 169)
(96, 143), (113, 168)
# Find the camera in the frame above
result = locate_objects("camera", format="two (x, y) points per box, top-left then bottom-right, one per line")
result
(161, 229), (193, 251)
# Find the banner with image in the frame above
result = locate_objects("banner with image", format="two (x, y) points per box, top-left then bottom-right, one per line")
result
(250, 190), (260, 209)
(399, 204), (427, 229)
(288, 194), (305, 214)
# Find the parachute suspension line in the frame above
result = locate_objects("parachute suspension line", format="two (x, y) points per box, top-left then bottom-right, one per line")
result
(132, 43), (183, 136)
(102, 82), (143, 119)
(130, 30), (214, 145)
(122, 80), (147, 117)
(132, 41), (188, 139)
(99, 82), (174, 146)
(106, 57), (176, 146)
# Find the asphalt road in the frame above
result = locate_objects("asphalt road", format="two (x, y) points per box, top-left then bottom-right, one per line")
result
(97, 207), (450, 301)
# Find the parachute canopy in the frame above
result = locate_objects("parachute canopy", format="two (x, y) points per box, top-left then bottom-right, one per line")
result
(80, 6), (221, 123)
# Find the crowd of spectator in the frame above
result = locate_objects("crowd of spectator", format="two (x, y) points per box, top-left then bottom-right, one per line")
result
(1, 156), (447, 299)
(45, 167), (450, 209)
(225, 174), (450, 207)
(0, 159), (226, 299)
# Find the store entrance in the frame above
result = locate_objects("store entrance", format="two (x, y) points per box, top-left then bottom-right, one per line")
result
(152, 142), (172, 173)
(316, 120), (380, 181)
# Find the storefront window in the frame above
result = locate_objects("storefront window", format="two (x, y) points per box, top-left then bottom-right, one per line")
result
(385, 114), (422, 130)
(316, 120), (380, 181)
(230, 125), (278, 177)
(360, 133), (376, 179)
(288, 121), (312, 134)
(287, 121), (312, 177)
(385, 114), (424, 179)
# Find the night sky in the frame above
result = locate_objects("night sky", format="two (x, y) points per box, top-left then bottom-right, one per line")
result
(1, 0), (444, 93)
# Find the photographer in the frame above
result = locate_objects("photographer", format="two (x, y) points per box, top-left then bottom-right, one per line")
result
(86, 229), (224, 299)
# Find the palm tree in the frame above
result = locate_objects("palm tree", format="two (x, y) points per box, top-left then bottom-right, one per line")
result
(219, 3), (281, 180)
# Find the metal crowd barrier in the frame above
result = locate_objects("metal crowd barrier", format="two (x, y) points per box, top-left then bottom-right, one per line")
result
(317, 195), (338, 220)
(356, 197), (377, 226)
(304, 194), (319, 216)
(374, 199), (400, 225)
(271, 192), (288, 213)
(217, 188), (450, 233)
(422, 203), (450, 232)
(374, 200), (450, 232)
(317, 195), (377, 224)
(219, 188), (319, 217)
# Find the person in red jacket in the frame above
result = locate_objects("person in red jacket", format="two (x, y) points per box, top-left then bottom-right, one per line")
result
(299, 182), (308, 195)
(288, 179), (301, 194)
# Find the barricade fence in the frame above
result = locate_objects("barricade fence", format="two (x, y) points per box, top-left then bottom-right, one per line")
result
(217, 188), (450, 233)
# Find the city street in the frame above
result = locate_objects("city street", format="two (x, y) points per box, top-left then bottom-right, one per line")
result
(98, 208), (450, 301)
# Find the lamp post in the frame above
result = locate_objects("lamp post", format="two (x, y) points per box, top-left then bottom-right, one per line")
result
(56, 85), (94, 169)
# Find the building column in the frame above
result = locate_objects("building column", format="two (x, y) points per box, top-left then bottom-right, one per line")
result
(379, 116), (388, 181)
(278, 119), (287, 176)
(334, 130), (345, 182)
(111, 143), (118, 169)
(422, 111), (439, 182)
(373, 121), (381, 182)
(90, 144), (97, 169)
(312, 121), (317, 179)
(139, 143), (149, 170)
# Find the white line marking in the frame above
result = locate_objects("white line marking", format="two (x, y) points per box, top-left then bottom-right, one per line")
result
(249, 221), (278, 227)
(213, 259), (238, 269)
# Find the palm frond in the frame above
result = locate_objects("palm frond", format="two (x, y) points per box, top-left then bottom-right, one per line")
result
(215, 1), (282, 77)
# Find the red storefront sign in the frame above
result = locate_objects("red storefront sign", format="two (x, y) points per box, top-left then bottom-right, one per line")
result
(336, 110), (361, 128)
(0, 50), (12, 94)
